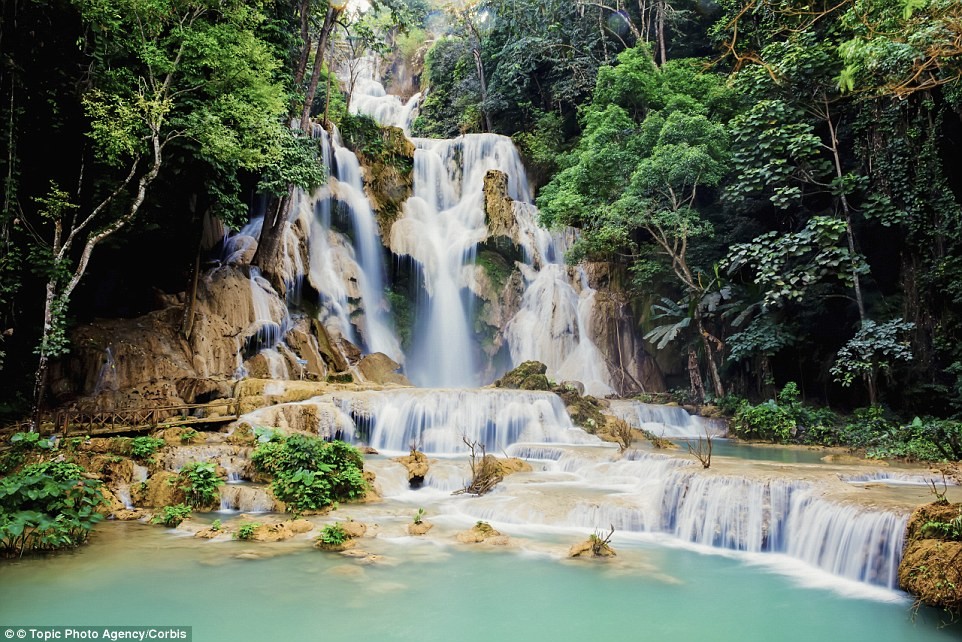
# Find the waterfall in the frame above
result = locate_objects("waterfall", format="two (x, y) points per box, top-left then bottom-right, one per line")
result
(318, 388), (599, 454)
(348, 68), (619, 392)
(608, 400), (728, 438)
(330, 144), (404, 362)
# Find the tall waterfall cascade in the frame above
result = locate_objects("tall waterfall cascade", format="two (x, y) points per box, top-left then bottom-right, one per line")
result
(349, 71), (616, 394)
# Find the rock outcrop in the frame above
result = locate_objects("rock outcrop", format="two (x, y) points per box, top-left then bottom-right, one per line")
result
(898, 502), (961, 616)
(48, 266), (361, 413)
(495, 360), (551, 391)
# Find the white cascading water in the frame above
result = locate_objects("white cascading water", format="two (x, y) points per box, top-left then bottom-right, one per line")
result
(350, 69), (615, 393)
(330, 139), (404, 362)
(608, 399), (728, 439)
(317, 388), (597, 454)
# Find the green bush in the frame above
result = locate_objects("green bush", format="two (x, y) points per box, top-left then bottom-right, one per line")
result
(1, 431), (55, 475)
(131, 436), (165, 460)
(151, 504), (191, 527)
(251, 434), (367, 517)
(177, 461), (223, 508)
(0, 461), (106, 555)
(235, 522), (259, 540)
(318, 523), (347, 546)
(179, 429), (199, 444)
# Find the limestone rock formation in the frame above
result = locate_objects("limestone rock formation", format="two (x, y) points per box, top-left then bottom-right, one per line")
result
(357, 352), (412, 386)
(456, 521), (509, 545)
(394, 450), (429, 488)
(581, 262), (666, 396)
(48, 266), (358, 413)
(899, 502), (961, 616)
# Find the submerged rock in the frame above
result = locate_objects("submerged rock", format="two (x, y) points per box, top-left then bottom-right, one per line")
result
(394, 450), (429, 488)
(456, 521), (509, 546)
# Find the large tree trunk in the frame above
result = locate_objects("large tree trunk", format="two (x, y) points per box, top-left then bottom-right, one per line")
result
(299, 7), (341, 133)
(252, 187), (295, 290)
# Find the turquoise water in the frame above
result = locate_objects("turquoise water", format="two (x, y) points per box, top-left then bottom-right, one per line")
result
(673, 439), (830, 464)
(0, 522), (956, 642)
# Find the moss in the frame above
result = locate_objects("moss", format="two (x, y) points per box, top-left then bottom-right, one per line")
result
(477, 251), (513, 292)
(899, 502), (962, 618)
(326, 373), (354, 384)
(495, 360), (550, 391)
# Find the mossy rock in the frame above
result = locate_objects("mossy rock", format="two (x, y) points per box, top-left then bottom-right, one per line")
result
(898, 502), (962, 617)
(496, 361), (550, 391)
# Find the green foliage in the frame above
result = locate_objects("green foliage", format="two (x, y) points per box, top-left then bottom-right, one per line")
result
(151, 504), (192, 528)
(411, 36), (481, 137)
(318, 522), (348, 546)
(0, 461), (105, 555)
(413, 507), (425, 525)
(9, 431), (54, 452)
(726, 217), (867, 307)
(1, 432), (55, 475)
(922, 509), (962, 542)
(830, 319), (915, 389)
(179, 429), (199, 444)
(235, 522), (259, 540)
(251, 435), (367, 517)
(210, 518), (222, 532)
(177, 461), (223, 508)
(130, 437), (165, 460)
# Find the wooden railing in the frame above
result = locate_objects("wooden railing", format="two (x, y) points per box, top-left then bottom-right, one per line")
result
(44, 398), (239, 437)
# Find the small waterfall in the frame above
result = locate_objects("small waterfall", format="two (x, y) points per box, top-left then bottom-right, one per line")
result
(93, 347), (118, 394)
(331, 143), (403, 362)
(608, 400), (728, 439)
(114, 483), (133, 510)
(319, 388), (598, 454)
(218, 484), (279, 513)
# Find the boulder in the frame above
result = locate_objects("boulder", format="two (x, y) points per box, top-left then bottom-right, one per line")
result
(133, 471), (186, 508)
(898, 502), (962, 616)
(394, 450), (429, 488)
(407, 521), (433, 536)
(456, 521), (509, 545)
(495, 361), (550, 391)
(357, 352), (412, 386)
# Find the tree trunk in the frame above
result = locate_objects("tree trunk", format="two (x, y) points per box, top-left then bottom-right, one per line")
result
(252, 187), (295, 290)
(688, 347), (705, 404)
(293, 0), (313, 86)
(694, 313), (725, 399)
(656, 0), (666, 65)
(31, 279), (59, 429)
(300, 7), (341, 133)
(472, 48), (493, 132)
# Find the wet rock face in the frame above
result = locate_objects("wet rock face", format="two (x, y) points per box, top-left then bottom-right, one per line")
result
(899, 502), (962, 616)
(357, 352), (411, 386)
(47, 266), (357, 412)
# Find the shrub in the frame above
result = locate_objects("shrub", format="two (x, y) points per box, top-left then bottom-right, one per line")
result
(179, 429), (199, 444)
(413, 508), (425, 525)
(177, 461), (223, 508)
(1, 431), (55, 475)
(251, 434), (367, 516)
(318, 523), (347, 546)
(151, 504), (191, 527)
(210, 519), (222, 532)
(0, 461), (106, 556)
(235, 522), (259, 540)
(131, 436), (165, 460)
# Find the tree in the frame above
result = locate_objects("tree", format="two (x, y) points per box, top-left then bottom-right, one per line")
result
(27, 0), (319, 424)
(539, 47), (733, 400)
